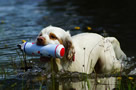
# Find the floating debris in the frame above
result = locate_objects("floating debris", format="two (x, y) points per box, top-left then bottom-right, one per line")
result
(117, 77), (122, 80)
(87, 26), (92, 30)
(128, 77), (134, 80)
(0, 20), (5, 24)
(74, 26), (80, 30)
(4, 44), (8, 48)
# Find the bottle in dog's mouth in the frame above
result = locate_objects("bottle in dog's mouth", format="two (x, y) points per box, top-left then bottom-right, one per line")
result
(40, 56), (51, 62)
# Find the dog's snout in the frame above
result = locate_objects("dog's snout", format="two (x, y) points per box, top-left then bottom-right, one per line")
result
(37, 37), (44, 42)
(36, 36), (46, 45)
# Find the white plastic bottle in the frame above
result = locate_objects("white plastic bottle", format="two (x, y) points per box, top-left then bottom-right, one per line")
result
(19, 42), (65, 58)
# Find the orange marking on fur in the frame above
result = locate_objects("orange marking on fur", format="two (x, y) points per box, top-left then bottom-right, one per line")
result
(49, 33), (58, 40)
(49, 33), (63, 44)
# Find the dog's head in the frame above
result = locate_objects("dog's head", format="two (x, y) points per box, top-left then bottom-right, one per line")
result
(36, 26), (75, 61)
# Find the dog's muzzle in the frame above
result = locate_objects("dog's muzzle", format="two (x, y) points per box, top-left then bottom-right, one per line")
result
(36, 36), (46, 46)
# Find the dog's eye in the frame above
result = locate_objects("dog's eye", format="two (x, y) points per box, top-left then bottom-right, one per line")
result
(50, 35), (56, 39)
(39, 33), (42, 36)
(49, 33), (58, 40)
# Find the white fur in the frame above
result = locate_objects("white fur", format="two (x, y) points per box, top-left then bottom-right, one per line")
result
(37, 26), (126, 74)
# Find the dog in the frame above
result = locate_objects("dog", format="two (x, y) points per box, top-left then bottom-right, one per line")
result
(36, 26), (126, 74)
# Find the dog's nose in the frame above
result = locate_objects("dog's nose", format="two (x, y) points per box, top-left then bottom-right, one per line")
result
(37, 37), (44, 42)
(36, 36), (46, 45)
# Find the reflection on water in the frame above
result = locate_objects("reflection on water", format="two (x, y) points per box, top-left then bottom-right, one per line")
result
(0, 72), (135, 90)
(58, 77), (116, 90)
(0, 73), (116, 90)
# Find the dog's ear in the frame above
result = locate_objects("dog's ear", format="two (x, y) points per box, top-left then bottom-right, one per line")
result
(63, 31), (75, 61)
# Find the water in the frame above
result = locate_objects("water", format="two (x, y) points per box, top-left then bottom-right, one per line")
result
(0, 0), (136, 89)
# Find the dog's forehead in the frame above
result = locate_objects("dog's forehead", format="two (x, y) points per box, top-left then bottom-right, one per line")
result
(41, 26), (66, 37)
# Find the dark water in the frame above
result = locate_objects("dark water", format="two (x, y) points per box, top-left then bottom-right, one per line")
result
(0, 0), (136, 89)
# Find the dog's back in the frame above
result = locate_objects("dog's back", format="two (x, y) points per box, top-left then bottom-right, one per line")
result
(66, 33), (104, 73)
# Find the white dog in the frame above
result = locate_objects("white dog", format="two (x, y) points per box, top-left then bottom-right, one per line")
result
(36, 26), (126, 74)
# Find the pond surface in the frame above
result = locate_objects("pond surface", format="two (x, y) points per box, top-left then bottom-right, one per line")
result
(0, 0), (136, 89)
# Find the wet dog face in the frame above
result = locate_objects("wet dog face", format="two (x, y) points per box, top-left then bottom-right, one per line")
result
(36, 26), (75, 62)
(36, 26), (65, 46)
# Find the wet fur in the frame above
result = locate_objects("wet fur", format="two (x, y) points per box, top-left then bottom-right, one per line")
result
(36, 26), (127, 74)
